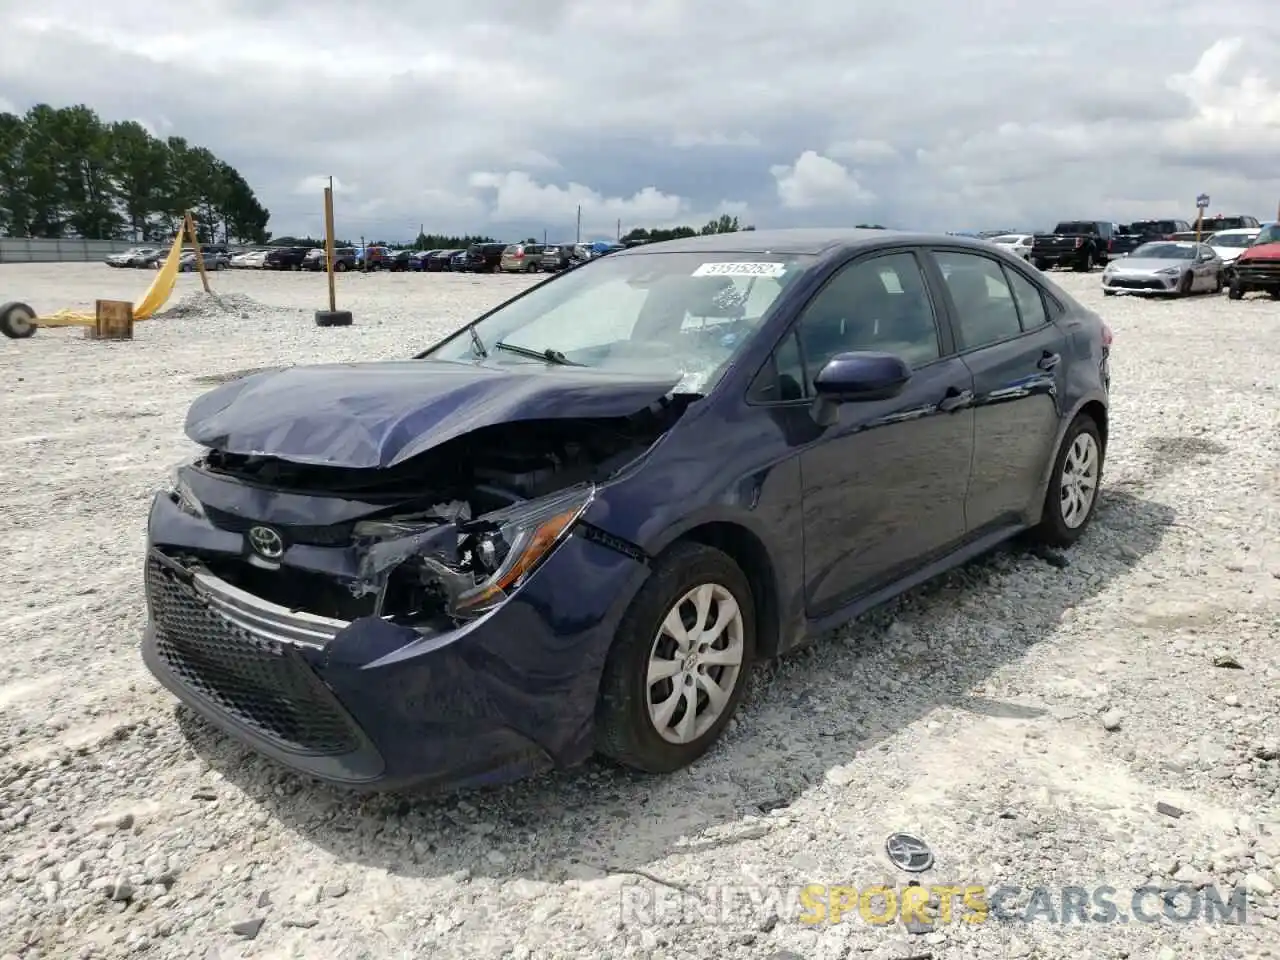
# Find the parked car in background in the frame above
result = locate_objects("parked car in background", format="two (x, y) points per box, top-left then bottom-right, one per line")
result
(449, 250), (469, 271)
(1168, 231), (1199, 242)
(988, 234), (1034, 261)
(427, 249), (462, 272)
(230, 249), (270, 269)
(1031, 221), (1117, 271)
(105, 247), (156, 268)
(143, 228), (1111, 792)
(1204, 228), (1260, 277)
(500, 243), (547, 273)
(538, 244), (580, 271)
(410, 249), (441, 271)
(1112, 219), (1193, 256)
(1101, 241), (1223, 297)
(358, 246), (393, 271)
(301, 247), (358, 272)
(264, 246), (309, 271)
(1227, 221), (1280, 300)
(179, 250), (228, 272)
(1200, 214), (1261, 234)
(461, 242), (508, 272)
(388, 249), (417, 272)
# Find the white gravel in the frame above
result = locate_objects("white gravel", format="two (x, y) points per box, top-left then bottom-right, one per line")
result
(1, 263), (1278, 960)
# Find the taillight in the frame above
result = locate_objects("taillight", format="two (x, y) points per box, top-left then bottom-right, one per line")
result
(1101, 322), (1113, 348)
(1074, 237), (1083, 248)
(513, 251), (524, 259)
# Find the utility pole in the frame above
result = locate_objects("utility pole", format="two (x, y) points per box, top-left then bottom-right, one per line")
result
(616, 218), (621, 241)
(576, 204), (582, 244)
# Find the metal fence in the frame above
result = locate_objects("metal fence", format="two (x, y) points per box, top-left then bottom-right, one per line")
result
(0, 237), (144, 264)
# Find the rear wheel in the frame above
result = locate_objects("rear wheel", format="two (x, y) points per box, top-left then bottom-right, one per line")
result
(596, 542), (756, 773)
(1034, 414), (1103, 548)
(1103, 289), (1116, 296)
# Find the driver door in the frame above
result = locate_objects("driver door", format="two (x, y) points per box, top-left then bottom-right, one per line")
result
(784, 250), (975, 618)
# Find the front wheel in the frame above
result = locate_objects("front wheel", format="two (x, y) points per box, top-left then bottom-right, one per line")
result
(1177, 271), (1193, 297)
(1228, 279), (1246, 300)
(1034, 414), (1103, 548)
(596, 542), (756, 773)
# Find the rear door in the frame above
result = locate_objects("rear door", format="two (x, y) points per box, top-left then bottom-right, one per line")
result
(925, 248), (1067, 534)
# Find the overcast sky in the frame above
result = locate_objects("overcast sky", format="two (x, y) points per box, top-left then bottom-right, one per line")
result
(1, 0), (1277, 243)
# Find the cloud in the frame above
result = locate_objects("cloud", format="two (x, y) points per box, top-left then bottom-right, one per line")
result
(467, 170), (686, 233)
(771, 152), (875, 209)
(0, 1), (1276, 238)
(293, 175), (352, 195)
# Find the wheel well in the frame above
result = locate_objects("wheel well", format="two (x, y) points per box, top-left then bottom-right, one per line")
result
(1078, 400), (1108, 458)
(680, 522), (782, 658)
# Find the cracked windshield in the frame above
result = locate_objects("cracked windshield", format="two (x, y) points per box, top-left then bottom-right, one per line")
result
(427, 252), (811, 392)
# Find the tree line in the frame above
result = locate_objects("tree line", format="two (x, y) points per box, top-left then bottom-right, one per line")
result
(0, 103), (272, 244)
(622, 214), (755, 245)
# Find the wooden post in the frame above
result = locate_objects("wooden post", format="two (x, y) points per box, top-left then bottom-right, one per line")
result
(323, 185), (338, 312)
(183, 211), (211, 293)
(86, 299), (134, 340)
(1195, 209), (1203, 243)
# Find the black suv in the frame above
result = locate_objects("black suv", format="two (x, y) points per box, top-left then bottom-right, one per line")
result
(461, 242), (508, 273)
(1030, 221), (1117, 271)
(263, 246), (310, 271)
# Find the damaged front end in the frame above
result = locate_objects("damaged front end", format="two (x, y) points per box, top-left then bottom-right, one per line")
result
(143, 405), (684, 788)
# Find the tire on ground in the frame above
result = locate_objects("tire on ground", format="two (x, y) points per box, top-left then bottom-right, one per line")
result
(0, 301), (38, 339)
(1034, 412), (1104, 548)
(595, 541), (757, 774)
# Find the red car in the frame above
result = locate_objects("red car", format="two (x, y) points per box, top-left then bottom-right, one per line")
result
(1228, 222), (1280, 300)
(360, 245), (393, 271)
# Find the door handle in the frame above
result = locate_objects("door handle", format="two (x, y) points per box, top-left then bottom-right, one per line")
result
(938, 387), (973, 413)
(1037, 351), (1061, 371)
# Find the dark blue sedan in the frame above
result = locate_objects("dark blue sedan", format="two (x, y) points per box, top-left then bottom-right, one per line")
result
(142, 229), (1112, 792)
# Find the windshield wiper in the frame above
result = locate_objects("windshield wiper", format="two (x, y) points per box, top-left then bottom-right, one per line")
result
(493, 341), (581, 366)
(468, 325), (488, 359)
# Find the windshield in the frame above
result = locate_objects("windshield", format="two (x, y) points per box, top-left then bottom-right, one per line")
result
(424, 251), (812, 393)
(1254, 224), (1280, 245)
(1208, 233), (1257, 247)
(1131, 242), (1194, 259)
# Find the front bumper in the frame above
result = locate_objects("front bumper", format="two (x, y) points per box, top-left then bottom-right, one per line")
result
(1101, 272), (1181, 293)
(142, 491), (648, 792)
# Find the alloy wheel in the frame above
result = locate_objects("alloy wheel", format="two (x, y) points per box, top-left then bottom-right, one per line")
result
(646, 583), (745, 744)
(1060, 432), (1099, 529)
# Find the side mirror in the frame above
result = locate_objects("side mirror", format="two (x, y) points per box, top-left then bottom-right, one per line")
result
(811, 352), (912, 426)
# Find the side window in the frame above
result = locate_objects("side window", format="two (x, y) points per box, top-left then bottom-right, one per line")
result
(934, 251), (1023, 350)
(1005, 267), (1049, 330)
(793, 252), (941, 389)
(748, 330), (805, 402)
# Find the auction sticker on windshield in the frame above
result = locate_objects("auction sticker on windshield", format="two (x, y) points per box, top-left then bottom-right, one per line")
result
(692, 261), (788, 278)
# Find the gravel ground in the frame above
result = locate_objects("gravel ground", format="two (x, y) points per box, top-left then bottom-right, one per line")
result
(0, 263), (1277, 960)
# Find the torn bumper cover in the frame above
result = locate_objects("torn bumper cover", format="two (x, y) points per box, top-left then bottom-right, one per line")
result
(141, 480), (649, 792)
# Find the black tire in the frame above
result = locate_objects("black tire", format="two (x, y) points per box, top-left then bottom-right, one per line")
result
(1228, 279), (1245, 300)
(1214, 271), (1223, 293)
(1177, 271), (1193, 297)
(1033, 258), (1048, 271)
(314, 310), (353, 327)
(596, 542), (757, 773)
(0, 301), (38, 339)
(1269, 290), (1280, 301)
(1034, 413), (1104, 548)
(336, 261), (347, 272)
(1074, 251), (1094, 273)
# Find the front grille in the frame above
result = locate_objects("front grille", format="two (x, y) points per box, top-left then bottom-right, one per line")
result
(147, 556), (360, 756)
(203, 506), (353, 547)
(1235, 261), (1280, 283)
(1107, 276), (1169, 290)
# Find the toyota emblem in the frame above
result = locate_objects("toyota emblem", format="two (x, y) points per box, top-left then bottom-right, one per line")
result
(247, 525), (285, 560)
(885, 833), (934, 873)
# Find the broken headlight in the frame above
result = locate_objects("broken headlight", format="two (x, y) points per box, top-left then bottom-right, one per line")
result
(167, 464), (205, 519)
(455, 485), (594, 616)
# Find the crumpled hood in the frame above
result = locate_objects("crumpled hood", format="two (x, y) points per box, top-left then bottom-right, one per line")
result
(1239, 241), (1280, 262)
(184, 359), (681, 469)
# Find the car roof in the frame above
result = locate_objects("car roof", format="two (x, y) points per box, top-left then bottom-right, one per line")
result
(610, 227), (995, 258)
(1210, 228), (1259, 235)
